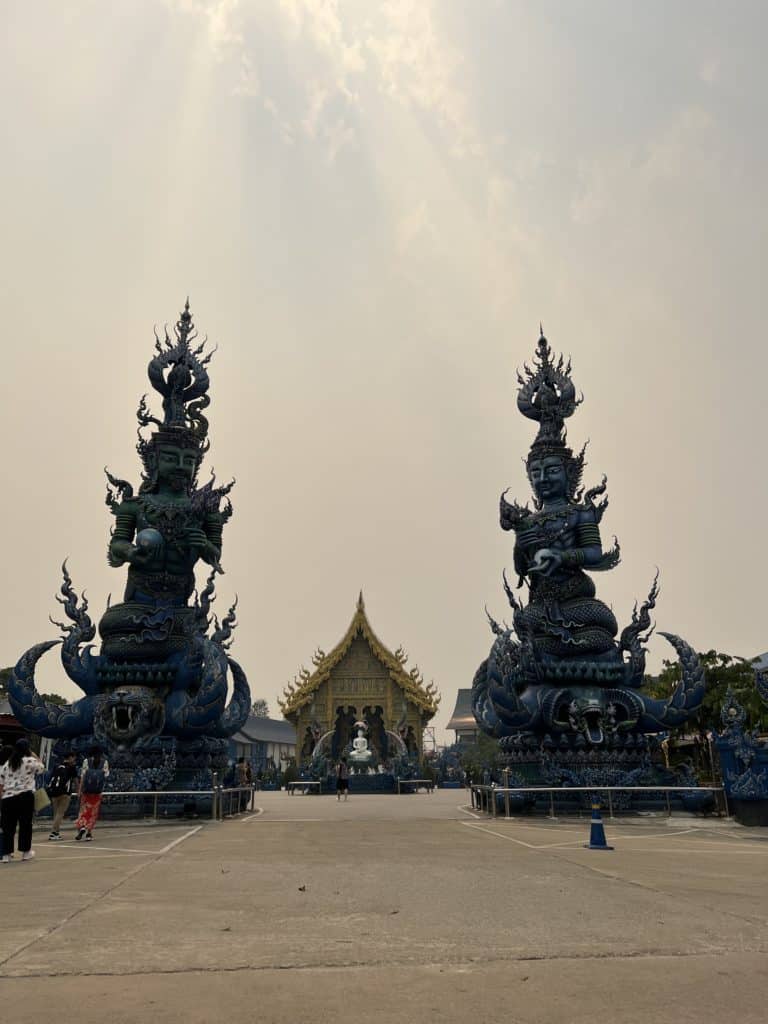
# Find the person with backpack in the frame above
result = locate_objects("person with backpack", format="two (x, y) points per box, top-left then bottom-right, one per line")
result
(74, 745), (110, 841)
(0, 738), (45, 862)
(46, 751), (78, 841)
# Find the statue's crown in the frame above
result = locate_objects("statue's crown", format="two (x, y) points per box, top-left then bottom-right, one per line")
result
(136, 300), (214, 453)
(517, 327), (582, 462)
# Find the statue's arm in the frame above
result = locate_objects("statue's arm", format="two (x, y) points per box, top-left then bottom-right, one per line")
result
(561, 509), (603, 568)
(513, 541), (529, 581)
(195, 512), (224, 569)
(108, 501), (139, 567)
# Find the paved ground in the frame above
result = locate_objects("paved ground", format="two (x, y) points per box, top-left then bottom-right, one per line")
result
(2, 791), (767, 1023)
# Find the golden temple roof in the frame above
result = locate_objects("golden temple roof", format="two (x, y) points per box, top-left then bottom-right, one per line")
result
(279, 592), (440, 720)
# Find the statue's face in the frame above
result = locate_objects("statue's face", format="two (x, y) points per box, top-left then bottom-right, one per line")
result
(156, 445), (197, 492)
(528, 455), (567, 502)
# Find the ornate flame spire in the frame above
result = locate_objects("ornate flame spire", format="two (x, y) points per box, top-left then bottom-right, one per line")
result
(516, 326), (582, 459)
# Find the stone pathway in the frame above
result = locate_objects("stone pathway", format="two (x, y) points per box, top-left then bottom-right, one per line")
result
(2, 791), (766, 1022)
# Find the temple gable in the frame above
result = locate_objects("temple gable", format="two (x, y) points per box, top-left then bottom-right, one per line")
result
(280, 594), (439, 767)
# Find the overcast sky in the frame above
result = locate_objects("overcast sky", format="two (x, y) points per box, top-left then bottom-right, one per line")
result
(1, 1), (766, 741)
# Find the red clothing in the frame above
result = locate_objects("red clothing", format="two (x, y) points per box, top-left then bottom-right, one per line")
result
(75, 793), (103, 832)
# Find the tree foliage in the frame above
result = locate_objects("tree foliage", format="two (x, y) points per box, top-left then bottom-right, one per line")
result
(250, 698), (270, 718)
(456, 733), (500, 778)
(644, 650), (767, 735)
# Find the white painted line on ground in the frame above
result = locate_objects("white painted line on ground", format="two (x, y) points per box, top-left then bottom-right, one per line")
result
(0, 825), (204, 971)
(33, 853), (153, 862)
(61, 846), (164, 855)
(88, 826), (197, 839)
(457, 805), (483, 818)
(159, 825), (202, 854)
(241, 807), (265, 822)
(461, 821), (768, 855)
(461, 821), (541, 849)
(633, 843), (761, 854)
(463, 820), (585, 837)
(248, 818), (326, 823)
(608, 829), (698, 840)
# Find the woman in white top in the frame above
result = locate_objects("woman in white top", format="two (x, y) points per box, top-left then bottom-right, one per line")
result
(0, 738), (45, 862)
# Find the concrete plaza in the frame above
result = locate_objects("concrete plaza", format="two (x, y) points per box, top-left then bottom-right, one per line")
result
(1, 790), (766, 1023)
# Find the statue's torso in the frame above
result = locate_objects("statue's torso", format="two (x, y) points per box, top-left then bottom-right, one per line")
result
(136, 495), (205, 576)
(514, 504), (580, 558)
(511, 501), (618, 655)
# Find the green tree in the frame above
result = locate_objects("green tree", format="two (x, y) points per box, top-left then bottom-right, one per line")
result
(644, 650), (766, 736)
(39, 692), (68, 707)
(250, 698), (270, 718)
(457, 733), (501, 780)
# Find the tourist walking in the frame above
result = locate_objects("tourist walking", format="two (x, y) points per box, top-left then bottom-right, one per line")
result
(47, 751), (78, 841)
(0, 746), (11, 858)
(75, 746), (110, 841)
(336, 756), (350, 801)
(236, 757), (253, 811)
(0, 738), (45, 862)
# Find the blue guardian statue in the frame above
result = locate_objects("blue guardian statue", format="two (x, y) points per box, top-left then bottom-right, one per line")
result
(8, 302), (251, 788)
(472, 329), (707, 790)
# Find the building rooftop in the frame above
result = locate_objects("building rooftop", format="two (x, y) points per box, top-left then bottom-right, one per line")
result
(446, 689), (476, 732)
(279, 592), (440, 721)
(230, 715), (296, 746)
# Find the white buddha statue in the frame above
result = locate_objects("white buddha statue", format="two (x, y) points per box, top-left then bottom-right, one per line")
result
(349, 721), (373, 767)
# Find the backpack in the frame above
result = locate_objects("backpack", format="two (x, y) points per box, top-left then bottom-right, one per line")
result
(46, 765), (73, 798)
(82, 764), (106, 795)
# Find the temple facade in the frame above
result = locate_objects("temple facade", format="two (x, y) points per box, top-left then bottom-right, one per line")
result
(280, 593), (440, 769)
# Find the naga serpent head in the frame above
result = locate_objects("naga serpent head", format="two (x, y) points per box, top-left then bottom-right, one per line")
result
(544, 686), (643, 746)
(94, 687), (165, 749)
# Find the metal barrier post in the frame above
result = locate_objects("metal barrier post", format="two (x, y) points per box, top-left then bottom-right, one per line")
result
(504, 790), (510, 817)
(211, 773), (219, 820)
(665, 789), (672, 817)
(607, 790), (614, 819)
(152, 793), (158, 821)
(549, 789), (555, 820)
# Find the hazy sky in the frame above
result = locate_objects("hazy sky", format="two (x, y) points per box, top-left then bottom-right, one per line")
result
(1, 1), (766, 741)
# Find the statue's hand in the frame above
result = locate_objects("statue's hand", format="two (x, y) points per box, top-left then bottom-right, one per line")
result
(528, 548), (563, 576)
(186, 528), (224, 573)
(126, 544), (153, 567)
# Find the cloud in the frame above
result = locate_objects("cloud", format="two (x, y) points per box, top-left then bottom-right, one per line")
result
(165, 0), (243, 60)
(366, 0), (479, 159)
(396, 200), (431, 253)
(699, 55), (721, 84)
(569, 107), (717, 226)
(232, 52), (259, 97)
(280, 0), (366, 80)
(263, 96), (296, 145)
